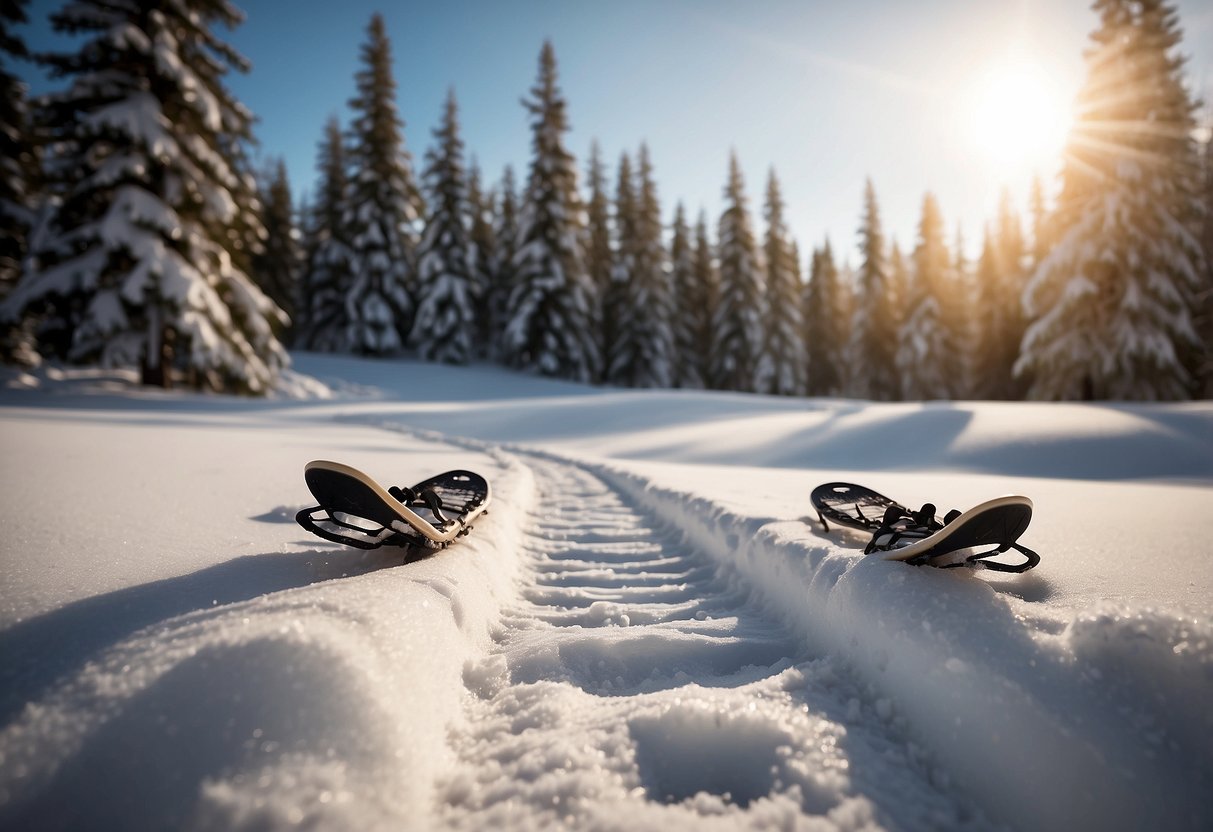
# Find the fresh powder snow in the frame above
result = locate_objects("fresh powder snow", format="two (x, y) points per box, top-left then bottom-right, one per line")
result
(0, 354), (1210, 831)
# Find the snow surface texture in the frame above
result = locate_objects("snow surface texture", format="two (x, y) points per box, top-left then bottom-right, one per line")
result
(1, 353), (1210, 831)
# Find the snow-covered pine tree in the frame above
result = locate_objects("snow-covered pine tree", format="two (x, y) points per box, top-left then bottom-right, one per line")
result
(952, 223), (978, 398)
(412, 90), (476, 364)
(710, 153), (765, 392)
(466, 158), (497, 354)
(585, 142), (613, 377)
(1028, 175), (1053, 268)
(756, 169), (805, 395)
(603, 151), (635, 385)
(252, 159), (301, 339)
(691, 210), (718, 385)
(487, 164), (518, 356)
(0, 0), (35, 298)
(1017, 0), (1205, 400)
(502, 41), (599, 381)
(608, 145), (674, 388)
(897, 193), (954, 400)
(846, 179), (898, 400)
(669, 202), (704, 388)
(343, 13), (424, 355)
(299, 116), (356, 352)
(1200, 135), (1213, 396)
(0, 0), (286, 392)
(804, 239), (843, 396)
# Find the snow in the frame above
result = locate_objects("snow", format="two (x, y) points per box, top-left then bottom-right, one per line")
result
(0, 353), (1210, 830)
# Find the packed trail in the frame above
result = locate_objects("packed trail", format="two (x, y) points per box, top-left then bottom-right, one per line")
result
(440, 455), (993, 830)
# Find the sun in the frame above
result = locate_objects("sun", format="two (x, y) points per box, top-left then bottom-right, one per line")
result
(967, 58), (1071, 172)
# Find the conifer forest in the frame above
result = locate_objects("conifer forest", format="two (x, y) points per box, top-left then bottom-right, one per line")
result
(1, 0), (1210, 401)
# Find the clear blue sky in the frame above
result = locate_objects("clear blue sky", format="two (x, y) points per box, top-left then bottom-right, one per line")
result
(13, 0), (1213, 264)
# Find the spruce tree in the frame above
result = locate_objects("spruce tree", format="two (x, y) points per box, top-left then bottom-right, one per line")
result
(467, 159), (498, 354)
(1, 0), (286, 392)
(0, 0), (34, 298)
(1017, 0), (1204, 400)
(607, 145), (674, 388)
(804, 239), (843, 396)
(691, 210), (718, 385)
(343, 13), (424, 355)
(502, 41), (599, 381)
(603, 151), (636, 385)
(897, 193), (954, 399)
(412, 90), (476, 364)
(847, 179), (899, 399)
(585, 142), (613, 376)
(669, 202), (704, 388)
(1199, 136), (1213, 395)
(252, 159), (301, 339)
(710, 153), (765, 392)
(757, 169), (806, 395)
(488, 165), (518, 356)
(300, 116), (355, 352)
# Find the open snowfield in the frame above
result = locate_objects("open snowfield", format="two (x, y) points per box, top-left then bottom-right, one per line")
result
(1, 353), (1211, 831)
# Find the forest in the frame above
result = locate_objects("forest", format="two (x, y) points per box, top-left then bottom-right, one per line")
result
(1, 0), (1210, 401)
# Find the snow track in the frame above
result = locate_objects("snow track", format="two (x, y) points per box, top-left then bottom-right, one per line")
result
(439, 455), (995, 831)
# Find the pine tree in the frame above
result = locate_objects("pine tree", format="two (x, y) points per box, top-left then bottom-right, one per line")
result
(343, 13), (424, 355)
(607, 145), (674, 388)
(897, 193), (954, 399)
(466, 158), (497, 354)
(691, 210), (718, 385)
(488, 164), (518, 356)
(804, 239), (844, 396)
(1017, 0), (1205, 400)
(709, 153), (765, 392)
(847, 179), (899, 399)
(1028, 175), (1052, 268)
(757, 169), (805, 395)
(412, 90), (476, 364)
(502, 41), (599, 381)
(603, 151), (635, 385)
(1199, 136), (1213, 395)
(952, 223), (978, 398)
(252, 159), (301, 339)
(585, 142), (613, 376)
(0, 0), (286, 392)
(300, 116), (355, 352)
(669, 202), (704, 388)
(0, 0), (34, 299)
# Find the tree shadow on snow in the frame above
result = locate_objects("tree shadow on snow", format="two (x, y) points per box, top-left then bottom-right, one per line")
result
(0, 539), (425, 727)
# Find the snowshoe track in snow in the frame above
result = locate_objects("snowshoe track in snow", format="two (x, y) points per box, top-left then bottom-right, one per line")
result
(440, 455), (994, 830)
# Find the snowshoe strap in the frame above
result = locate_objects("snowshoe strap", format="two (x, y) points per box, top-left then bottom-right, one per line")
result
(909, 542), (1041, 574)
(294, 506), (416, 551)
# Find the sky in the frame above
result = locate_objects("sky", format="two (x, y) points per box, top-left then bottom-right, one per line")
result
(12, 0), (1213, 264)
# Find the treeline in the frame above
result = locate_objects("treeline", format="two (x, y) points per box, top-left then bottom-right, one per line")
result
(1, 1), (1210, 400)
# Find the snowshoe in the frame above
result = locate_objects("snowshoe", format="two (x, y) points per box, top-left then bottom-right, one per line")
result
(296, 460), (490, 551)
(810, 481), (1039, 573)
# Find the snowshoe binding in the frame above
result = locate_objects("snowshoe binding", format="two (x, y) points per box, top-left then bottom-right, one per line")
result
(810, 482), (1039, 573)
(296, 460), (490, 551)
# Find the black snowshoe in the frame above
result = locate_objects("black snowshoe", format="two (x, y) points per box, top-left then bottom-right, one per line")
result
(296, 460), (490, 550)
(810, 481), (1039, 573)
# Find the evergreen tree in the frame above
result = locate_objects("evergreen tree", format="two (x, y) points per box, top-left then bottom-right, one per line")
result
(488, 164), (518, 355)
(502, 41), (599, 381)
(0, 0), (286, 392)
(952, 223), (978, 398)
(607, 145), (674, 388)
(669, 202), (704, 388)
(846, 179), (898, 399)
(1199, 136), (1213, 395)
(412, 90), (476, 364)
(709, 153), (765, 392)
(343, 13), (424, 355)
(690, 210), (718, 385)
(757, 169), (805, 395)
(1028, 175), (1052, 267)
(252, 159), (301, 339)
(804, 239), (844, 396)
(603, 151), (635, 385)
(0, 0), (34, 298)
(300, 116), (355, 352)
(466, 158), (498, 354)
(1017, 0), (1204, 400)
(585, 142), (613, 376)
(897, 193), (954, 399)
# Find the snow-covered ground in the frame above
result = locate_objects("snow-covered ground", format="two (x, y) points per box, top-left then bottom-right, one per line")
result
(1, 353), (1210, 831)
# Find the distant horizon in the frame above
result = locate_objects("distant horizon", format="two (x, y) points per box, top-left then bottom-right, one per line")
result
(11, 0), (1213, 264)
